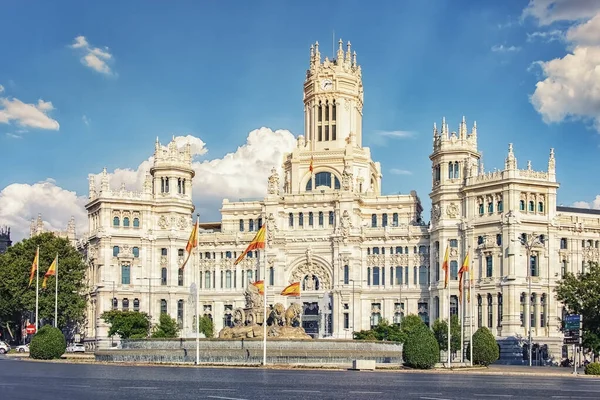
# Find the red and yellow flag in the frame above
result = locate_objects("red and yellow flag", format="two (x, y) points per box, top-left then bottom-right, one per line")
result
(309, 156), (314, 173)
(180, 218), (199, 270)
(280, 282), (300, 297)
(458, 251), (469, 303)
(441, 245), (450, 289)
(251, 280), (264, 295)
(28, 248), (39, 288)
(42, 256), (57, 289)
(234, 225), (266, 265)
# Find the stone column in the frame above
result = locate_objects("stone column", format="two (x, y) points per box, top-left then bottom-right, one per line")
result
(492, 294), (498, 335)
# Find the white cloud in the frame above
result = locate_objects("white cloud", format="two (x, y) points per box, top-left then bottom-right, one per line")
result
(5, 132), (22, 139)
(70, 36), (114, 75)
(369, 130), (415, 146)
(491, 44), (521, 52)
(573, 195), (600, 209)
(389, 169), (412, 176)
(0, 179), (88, 242)
(0, 85), (4, 93)
(0, 97), (60, 130)
(526, 30), (564, 42)
(82, 115), (90, 126)
(526, 2), (600, 132)
(522, 0), (600, 26)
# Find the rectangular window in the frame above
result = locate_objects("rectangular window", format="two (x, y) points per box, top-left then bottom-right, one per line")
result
(332, 125), (336, 140)
(318, 211), (324, 226)
(382, 214), (388, 227)
(449, 239), (458, 248)
(178, 268), (184, 286)
(373, 267), (380, 286)
(343, 313), (349, 329)
(133, 247), (140, 258)
(497, 201), (503, 212)
(161, 268), (167, 285)
(343, 265), (349, 284)
(318, 126), (322, 141)
(239, 219), (244, 232)
(121, 265), (130, 285)
(496, 234), (502, 246)
(325, 126), (329, 141)
(329, 211), (335, 226)
(450, 261), (458, 280)
(486, 256), (493, 277)
(161, 248), (168, 256)
(530, 255), (538, 277)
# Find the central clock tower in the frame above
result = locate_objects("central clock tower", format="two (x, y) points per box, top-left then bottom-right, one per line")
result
(303, 39), (364, 151)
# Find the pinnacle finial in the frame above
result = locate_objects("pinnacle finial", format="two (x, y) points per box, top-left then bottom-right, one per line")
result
(352, 50), (357, 66)
(338, 38), (343, 49)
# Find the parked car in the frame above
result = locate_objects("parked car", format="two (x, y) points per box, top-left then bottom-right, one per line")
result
(67, 343), (85, 353)
(15, 344), (29, 353)
(0, 341), (10, 354)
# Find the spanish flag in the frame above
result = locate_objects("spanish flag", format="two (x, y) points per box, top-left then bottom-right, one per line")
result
(309, 156), (314, 173)
(280, 282), (300, 297)
(42, 256), (57, 289)
(180, 218), (199, 270)
(458, 251), (469, 303)
(441, 244), (450, 289)
(252, 280), (264, 295)
(234, 225), (266, 265)
(28, 248), (39, 288)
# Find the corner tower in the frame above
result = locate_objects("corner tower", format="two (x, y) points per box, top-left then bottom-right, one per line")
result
(303, 39), (364, 150)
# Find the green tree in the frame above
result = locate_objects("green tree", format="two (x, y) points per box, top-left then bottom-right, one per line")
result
(151, 313), (179, 338)
(403, 324), (439, 369)
(432, 315), (462, 352)
(353, 319), (405, 342)
(469, 327), (499, 366)
(101, 310), (150, 339)
(198, 315), (214, 338)
(400, 314), (426, 336)
(29, 325), (67, 360)
(0, 233), (86, 337)
(555, 262), (600, 354)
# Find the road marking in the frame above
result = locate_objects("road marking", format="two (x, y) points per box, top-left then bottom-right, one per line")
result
(420, 397), (451, 400)
(65, 385), (91, 388)
(281, 390), (321, 393)
(553, 397), (599, 399)
(207, 396), (249, 400)
(120, 386), (159, 390)
(349, 391), (383, 394)
(196, 389), (236, 391)
(473, 395), (513, 398)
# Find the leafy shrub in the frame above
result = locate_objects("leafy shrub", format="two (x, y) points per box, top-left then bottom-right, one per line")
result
(403, 324), (439, 369)
(585, 362), (600, 375)
(151, 313), (179, 338)
(469, 327), (499, 366)
(199, 315), (214, 338)
(101, 310), (150, 339)
(29, 325), (66, 360)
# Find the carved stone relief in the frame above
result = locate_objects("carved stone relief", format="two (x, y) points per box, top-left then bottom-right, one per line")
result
(446, 203), (459, 219)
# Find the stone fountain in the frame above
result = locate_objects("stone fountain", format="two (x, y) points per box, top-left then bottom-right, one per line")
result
(218, 284), (311, 339)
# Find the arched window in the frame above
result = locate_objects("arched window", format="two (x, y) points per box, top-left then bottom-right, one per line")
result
(308, 212), (314, 226)
(161, 267), (167, 285)
(122, 298), (129, 311)
(299, 212), (304, 227)
(112, 298), (118, 310)
(519, 200), (525, 211)
(113, 217), (120, 227)
(160, 299), (167, 315)
(133, 298), (140, 312)
(371, 214), (377, 227)
(487, 294), (493, 328)
(289, 213), (294, 227)
(306, 172), (341, 191)
(540, 294), (546, 328)
(318, 211), (324, 226)
(123, 217), (130, 227)
(498, 293), (503, 327)
(177, 300), (184, 327)
(448, 162), (454, 179)
(477, 295), (482, 327)
(239, 219), (244, 232)
(538, 202), (544, 213)
(520, 292), (526, 326)
(392, 213), (398, 226)
(382, 214), (388, 227)
(133, 217), (140, 228)
(249, 219), (254, 232)
(560, 238), (567, 249)
(258, 217), (263, 229)
(528, 201), (534, 212)
(329, 211), (335, 225)
(454, 161), (459, 179)
(226, 270), (232, 288)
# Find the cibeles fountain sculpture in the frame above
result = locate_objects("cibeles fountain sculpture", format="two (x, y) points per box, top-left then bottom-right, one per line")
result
(218, 283), (311, 339)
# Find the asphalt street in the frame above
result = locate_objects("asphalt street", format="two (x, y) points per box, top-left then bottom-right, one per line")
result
(1, 357), (599, 400)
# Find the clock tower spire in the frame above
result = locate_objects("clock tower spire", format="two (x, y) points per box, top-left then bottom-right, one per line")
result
(303, 39), (364, 151)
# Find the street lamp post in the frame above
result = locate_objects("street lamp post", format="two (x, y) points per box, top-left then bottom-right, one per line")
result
(138, 277), (161, 320)
(516, 232), (543, 367)
(100, 280), (116, 346)
(347, 279), (366, 335)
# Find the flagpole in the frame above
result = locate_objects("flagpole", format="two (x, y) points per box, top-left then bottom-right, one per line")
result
(262, 218), (268, 366)
(469, 257), (474, 367)
(446, 242), (451, 369)
(54, 253), (58, 328)
(195, 215), (200, 366)
(35, 246), (39, 329)
(460, 265), (464, 363)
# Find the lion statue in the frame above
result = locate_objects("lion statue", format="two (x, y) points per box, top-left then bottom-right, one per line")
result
(268, 303), (286, 326)
(284, 302), (302, 327)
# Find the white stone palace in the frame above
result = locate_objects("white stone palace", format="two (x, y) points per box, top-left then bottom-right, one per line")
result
(81, 39), (600, 363)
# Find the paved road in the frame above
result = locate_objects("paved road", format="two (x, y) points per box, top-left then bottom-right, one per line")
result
(1, 357), (599, 399)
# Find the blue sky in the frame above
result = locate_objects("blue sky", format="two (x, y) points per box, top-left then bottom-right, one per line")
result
(1, 0), (600, 240)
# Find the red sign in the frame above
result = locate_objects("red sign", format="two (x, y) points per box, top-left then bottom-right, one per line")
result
(25, 324), (36, 335)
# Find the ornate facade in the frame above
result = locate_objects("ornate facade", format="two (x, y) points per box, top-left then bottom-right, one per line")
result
(82, 39), (600, 361)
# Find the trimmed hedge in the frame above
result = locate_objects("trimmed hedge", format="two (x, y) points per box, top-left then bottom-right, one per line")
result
(470, 327), (499, 366)
(403, 324), (439, 369)
(29, 325), (66, 360)
(585, 362), (600, 375)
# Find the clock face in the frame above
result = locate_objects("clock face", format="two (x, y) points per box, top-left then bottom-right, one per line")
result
(320, 79), (333, 90)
